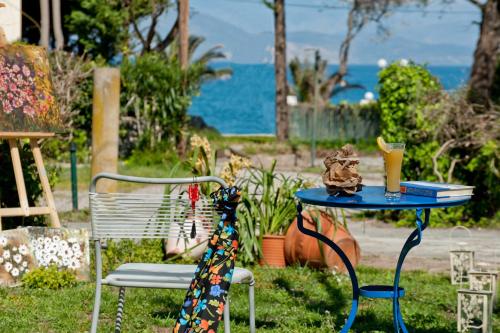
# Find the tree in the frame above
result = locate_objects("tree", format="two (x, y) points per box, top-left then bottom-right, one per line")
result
(274, 0), (288, 141)
(321, 0), (398, 103)
(178, 0), (189, 69)
(39, 0), (50, 48)
(185, 35), (232, 82)
(127, 0), (180, 54)
(66, 0), (129, 60)
(65, 0), (179, 60)
(467, 0), (500, 105)
(51, 0), (64, 50)
(263, 0), (288, 141)
(289, 54), (363, 105)
(289, 0), (403, 107)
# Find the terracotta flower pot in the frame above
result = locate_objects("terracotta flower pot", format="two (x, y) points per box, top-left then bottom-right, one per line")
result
(284, 210), (361, 273)
(259, 235), (286, 268)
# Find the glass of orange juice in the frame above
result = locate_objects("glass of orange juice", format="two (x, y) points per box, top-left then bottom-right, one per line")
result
(383, 143), (405, 198)
(377, 137), (405, 198)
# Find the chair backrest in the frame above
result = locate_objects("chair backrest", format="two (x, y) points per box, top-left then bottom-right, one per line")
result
(89, 173), (227, 240)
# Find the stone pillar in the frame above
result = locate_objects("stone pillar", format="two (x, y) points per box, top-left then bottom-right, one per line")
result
(91, 68), (120, 193)
(0, 0), (21, 42)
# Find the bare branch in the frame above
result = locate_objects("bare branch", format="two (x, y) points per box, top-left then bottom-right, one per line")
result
(322, 0), (391, 101)
(143, 1), (168, 53)
(447, 158), (460, 183)
(155, 14), (179, 52)
(466, 0), (485, 9)
(432, 139), (455, 182)
(131, 15), (147, 49)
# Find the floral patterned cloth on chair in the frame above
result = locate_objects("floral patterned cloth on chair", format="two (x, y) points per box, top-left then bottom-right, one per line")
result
(173, 187), (241, 333)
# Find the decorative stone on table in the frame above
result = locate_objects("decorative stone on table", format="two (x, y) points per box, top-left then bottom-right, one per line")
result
(322, 144), (363, 195)
(0, 227), (90, 286)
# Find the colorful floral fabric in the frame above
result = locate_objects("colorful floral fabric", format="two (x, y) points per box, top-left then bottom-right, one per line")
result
(0, 45), (61, 132)
(174, 187), (241, 333)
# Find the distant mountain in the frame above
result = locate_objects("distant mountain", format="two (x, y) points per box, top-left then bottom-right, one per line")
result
(187, 12), (474, 66)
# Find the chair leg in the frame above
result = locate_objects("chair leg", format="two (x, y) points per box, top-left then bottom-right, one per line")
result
(249, 280), (256, 333)
(115, 287), (126, 333)
(90, 281), (103, 333)
(224, 295), (231, 333)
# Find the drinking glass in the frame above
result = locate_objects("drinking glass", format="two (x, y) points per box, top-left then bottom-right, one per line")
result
(383, 143), (405, 198)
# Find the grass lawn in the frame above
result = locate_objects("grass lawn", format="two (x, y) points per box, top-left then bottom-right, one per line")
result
(0, 265), (498, 332)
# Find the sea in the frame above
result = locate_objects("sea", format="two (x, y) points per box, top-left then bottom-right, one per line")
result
(188, 63), (470, 135)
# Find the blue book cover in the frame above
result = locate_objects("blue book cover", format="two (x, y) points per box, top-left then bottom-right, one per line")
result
(400, 181), (474, 198)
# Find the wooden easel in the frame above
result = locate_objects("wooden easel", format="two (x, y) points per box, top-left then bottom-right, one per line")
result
(0, 4), (61, 230)
(0, 133), (61, 230)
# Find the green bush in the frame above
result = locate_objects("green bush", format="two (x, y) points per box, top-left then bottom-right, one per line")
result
(378, 62), (442, 181)
(22, 265), (76, 289)
(42, 129), (90, 163)
(0, 142), (59, 229)
(120, 52), (204, 153)
(378, 62), (500, 227)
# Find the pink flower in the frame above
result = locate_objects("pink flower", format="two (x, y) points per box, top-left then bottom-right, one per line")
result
(23, 106), (35, 117)
(12, 97), (23, 108)
(12, 64), (20, 73)
(2, 100), (13, 114)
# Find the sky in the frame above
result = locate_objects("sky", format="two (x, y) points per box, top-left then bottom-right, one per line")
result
(187, 0), (482, 65)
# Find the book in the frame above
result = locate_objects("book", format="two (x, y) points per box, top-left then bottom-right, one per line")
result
(400, 181), (474, 198)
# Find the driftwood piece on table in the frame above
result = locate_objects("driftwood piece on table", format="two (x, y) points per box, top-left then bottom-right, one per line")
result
(322, 144), (363, 195)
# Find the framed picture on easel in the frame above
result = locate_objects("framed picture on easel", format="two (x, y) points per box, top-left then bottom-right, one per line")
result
(0, 2), (61, 229)
(0, 43), (62, 133)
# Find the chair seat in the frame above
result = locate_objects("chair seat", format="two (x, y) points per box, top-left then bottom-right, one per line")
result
(102, 263), (254, 288)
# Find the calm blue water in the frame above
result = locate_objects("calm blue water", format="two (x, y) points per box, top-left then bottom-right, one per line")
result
(189, 63), (470, 134)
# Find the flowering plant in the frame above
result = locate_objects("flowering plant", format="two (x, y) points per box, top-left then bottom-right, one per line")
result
(0, 45), (61, 132)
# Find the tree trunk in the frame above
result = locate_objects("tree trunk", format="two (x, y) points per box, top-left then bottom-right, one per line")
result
(178, 0), (189, 69)
(51, 0), (64, 50)
(468, 0), (500, 105)
(39, 0), (50, 48)
(274, 0), (288, 141)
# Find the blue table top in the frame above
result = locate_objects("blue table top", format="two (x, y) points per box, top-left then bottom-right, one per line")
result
(295, 186), (471, 210)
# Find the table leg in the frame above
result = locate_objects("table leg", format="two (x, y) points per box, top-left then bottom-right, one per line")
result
(392, 208), (430, 332)
(296, 203), (359, 332)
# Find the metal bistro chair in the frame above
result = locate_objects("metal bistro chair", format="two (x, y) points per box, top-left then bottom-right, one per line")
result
(89, 173), (255, 333)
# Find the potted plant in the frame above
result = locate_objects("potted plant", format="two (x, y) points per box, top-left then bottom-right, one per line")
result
(238, 161), (304, 267)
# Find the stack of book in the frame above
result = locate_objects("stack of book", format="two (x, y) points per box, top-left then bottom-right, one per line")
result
(400, 181), (474, 198)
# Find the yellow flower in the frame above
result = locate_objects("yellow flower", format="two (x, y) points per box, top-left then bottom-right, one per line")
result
(190, 134), (211, 156)
(220, 154), (251, 186)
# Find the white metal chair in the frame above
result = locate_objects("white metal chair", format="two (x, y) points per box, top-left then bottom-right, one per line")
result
(89, 173), (255, 333)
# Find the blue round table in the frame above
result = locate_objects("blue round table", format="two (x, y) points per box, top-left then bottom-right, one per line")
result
(295, 185), (471, 333)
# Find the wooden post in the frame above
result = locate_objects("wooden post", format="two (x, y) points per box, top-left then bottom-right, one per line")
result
(178, 0), (189, 69)
(91, 68), (120, 193)
(0, 2), (8, 46)
(0, 0), (21, 43)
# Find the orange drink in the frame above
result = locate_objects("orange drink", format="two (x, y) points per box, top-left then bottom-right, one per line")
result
(377, 137), (405, 198)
